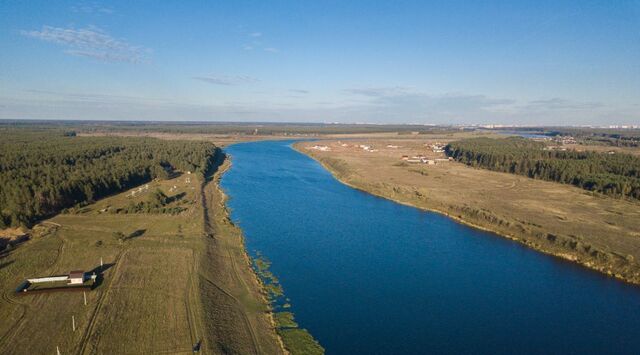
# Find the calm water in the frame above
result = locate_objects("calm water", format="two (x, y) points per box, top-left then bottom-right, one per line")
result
(221, 140), (640, 355)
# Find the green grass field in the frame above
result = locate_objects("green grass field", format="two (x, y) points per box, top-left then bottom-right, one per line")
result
(0, 165), (285, 354)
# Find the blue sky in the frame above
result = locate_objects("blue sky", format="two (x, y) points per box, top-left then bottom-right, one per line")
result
(0, 0), (638, 125)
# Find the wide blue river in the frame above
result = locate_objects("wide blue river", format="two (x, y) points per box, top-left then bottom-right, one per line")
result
(221, 140), (640, 355)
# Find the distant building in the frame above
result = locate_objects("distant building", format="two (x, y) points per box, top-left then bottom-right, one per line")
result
(309, 145), (331, 151)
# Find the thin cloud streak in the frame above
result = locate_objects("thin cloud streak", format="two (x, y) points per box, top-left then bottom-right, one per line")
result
(20, 25), (150, 63)
(192, 75), (259, 86)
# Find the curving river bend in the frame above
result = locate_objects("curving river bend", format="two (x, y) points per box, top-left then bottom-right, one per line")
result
(221, 140), (640, 355)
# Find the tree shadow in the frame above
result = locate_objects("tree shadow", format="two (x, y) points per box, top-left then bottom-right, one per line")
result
(89, 262), (116, 290)
(204, 150), (226, 182)
(125, 229), (146, 241)
(168, 192), (187, 203)
(0, 260), (14, 271)
(0, 235), (29, 259)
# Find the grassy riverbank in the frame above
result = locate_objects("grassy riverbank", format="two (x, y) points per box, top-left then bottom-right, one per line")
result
(295, 138), (640, 286)
(0, 148), (284, 354)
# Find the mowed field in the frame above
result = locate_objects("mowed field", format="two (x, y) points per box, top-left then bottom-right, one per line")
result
(0, 163), (283, 354)
(297, 134), (640, 284)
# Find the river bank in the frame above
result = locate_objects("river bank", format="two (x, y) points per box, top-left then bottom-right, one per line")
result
(199, 153), (286, 354)
(294, 140), (640, 286)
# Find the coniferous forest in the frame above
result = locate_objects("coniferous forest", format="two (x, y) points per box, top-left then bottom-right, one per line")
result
(0, 129), (217, 227)
(446, 137), (640, 200)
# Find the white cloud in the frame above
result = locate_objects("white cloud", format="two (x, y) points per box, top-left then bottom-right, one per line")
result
(264, 47), (279, 53)
(249, 32), (262, 37)
(20, 25), (149, 63)
(344, 86), (412, 97)
(71, 2), (114, 14)
(192, 75), (259, 86)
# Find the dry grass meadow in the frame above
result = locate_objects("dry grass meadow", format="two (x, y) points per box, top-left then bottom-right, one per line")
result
(0, 157), (283, 354)
(297, 133), (640, 285)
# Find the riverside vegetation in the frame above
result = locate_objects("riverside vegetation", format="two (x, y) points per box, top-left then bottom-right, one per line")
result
(253, 253), (324, 354)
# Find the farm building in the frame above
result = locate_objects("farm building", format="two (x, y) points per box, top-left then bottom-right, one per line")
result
(16, 269), (97, 295)
(68, 270), (85, 285)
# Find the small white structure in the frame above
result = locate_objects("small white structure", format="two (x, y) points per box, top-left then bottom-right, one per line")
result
(309, 145), (331, 151)
(68, 271), (85, 285)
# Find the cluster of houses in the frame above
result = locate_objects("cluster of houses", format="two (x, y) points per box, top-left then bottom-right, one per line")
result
(425, 142), (446, 153)
(401, 155), (453, 165)
(128, 184), (150, 197)
(554, 136), (577, 145)
(308, 145), (331, 151)
(532, 135), (577, 145)
(358, 144), (378, 152)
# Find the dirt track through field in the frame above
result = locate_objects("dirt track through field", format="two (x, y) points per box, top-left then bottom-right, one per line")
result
(199, 157), (262, 355)
(78, 249), (125, 355)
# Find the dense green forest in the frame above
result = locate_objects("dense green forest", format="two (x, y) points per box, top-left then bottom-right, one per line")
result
(446, 137), (640, 200)
(0, 119), (460, 136)
(0, 130), (217, 227)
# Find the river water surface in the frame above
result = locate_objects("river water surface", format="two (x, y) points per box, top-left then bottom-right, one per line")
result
(221, 140), (640, 355)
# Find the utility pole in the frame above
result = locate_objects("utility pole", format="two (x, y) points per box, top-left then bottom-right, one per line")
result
(72, 315), (76, 332)
(83, 291), (87, 306)
(56, 346), (61, 355)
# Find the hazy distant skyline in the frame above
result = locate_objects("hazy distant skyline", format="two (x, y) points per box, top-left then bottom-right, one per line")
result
(1, 1), (638, 125)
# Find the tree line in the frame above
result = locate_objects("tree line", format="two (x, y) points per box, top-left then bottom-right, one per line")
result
(0, 130), (217, 227)
(446, 137), (640, 200)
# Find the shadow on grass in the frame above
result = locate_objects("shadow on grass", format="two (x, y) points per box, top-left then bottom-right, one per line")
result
(0, 260), (14, 271)
(0, 235), (29, 259)
(89, 262), (116, 290)
(168, 192), (187, 203)
(126, 229), (146, 241)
